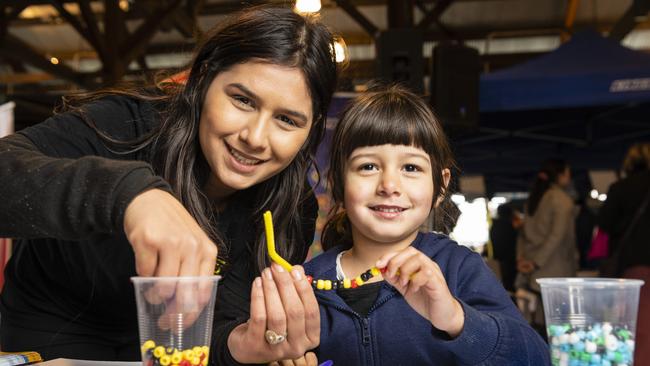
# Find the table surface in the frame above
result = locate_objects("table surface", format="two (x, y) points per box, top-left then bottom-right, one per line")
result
(39, 359), (140, 366)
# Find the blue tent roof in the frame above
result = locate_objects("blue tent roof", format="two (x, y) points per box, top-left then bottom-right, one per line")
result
(480, 31), (650, 112)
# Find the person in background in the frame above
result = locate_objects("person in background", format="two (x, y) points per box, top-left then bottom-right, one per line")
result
(303, 83), (550, 365)
(0, 6), (338, 365)
(517, 158), (577, 292)
(598, 142), (650, 364)
(490, 203), (519, 292)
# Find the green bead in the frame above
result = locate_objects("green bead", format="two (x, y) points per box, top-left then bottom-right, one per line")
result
(614, 351), (623, 363)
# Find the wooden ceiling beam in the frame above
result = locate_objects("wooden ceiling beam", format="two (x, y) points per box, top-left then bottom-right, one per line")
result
(0, 33), (90, 87)
(417, 0), (453, 30)
(608, 0), (650, 41)
(333, 0), (379, 38)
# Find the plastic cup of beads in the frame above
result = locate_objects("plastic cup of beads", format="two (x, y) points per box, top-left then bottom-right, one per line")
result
(537, 278), (644, 366)
(131, 276), (220, 366)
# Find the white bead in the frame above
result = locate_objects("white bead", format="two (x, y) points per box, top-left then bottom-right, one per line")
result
(569, 333), (580, 344)
(559, 334), (569, 344)
(585, 340), (597, 353)
(605, 334), (619, 351)
(626, 339), (635, 350)
(602, 322), (613, 334)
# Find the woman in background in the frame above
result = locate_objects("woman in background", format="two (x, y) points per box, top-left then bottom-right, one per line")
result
(598, 142), (650, 364)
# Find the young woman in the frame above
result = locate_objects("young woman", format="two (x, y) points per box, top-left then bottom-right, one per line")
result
(517, 158), (577, 293)
(0, 6), (338, 365)
(303, 84), (550, 365)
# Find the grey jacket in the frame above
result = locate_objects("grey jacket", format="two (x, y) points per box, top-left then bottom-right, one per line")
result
(517, 185), (578, 291)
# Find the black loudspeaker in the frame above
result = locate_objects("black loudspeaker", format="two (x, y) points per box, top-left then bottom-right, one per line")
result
(430, 43), (480, 134)
(376, 29), (424, 94)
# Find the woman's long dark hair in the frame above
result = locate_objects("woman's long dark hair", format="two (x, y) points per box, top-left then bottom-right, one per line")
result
(59, 5), (339, 272)
(321, 83), (457, 251)
(525, 158), (569, 216)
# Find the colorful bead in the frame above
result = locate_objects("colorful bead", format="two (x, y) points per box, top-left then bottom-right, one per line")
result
(159, 355), (171, 366)
(141, 341), (209, 366)
(355, 275), (364, 286)
(547, 323), (635, 366)
(142, 340), (156, 352)
(171, 352), (182, 364)
(153, 346), (166, 359)
(379, 266), (388, 273)
(307, 266), (389, 291)
(182, 350), (194, 361)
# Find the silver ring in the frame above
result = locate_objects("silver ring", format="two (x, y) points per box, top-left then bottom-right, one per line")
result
(265, 329), (287, 345)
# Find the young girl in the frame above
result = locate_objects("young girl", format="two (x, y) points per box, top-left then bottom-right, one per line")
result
(304, 84), (550, 365)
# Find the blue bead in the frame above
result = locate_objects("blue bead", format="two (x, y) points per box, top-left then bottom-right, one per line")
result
(601, 360), (611, 366)
(561, 344), (570, 352)
(574, 342), (585, 352)
(590, 354), (601, 363)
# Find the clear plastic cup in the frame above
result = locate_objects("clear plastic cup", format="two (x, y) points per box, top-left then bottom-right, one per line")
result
(131, 276), (220, 366)
(537, 277), (644, 366)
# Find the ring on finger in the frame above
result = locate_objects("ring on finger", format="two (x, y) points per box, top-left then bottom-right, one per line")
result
(265, 329), (287, 345)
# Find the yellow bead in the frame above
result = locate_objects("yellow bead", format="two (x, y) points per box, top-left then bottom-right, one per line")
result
(183, 350), (194, 360)
(160, 356), (171, 366)
(371, 267), (380, 276)
(316, 279), (325, 289)
(191, 357), (201, 366)
(343, 278), (351, 289)
(355, 275), (364, 286)
(171, 352), (183, 364)
(192, 346), (202, 355)
(141, 340), (156, 352)
(153, 346), (166, 358)
(201, 357), (208, 366)
(324, 280), (332, 290)
(201, 346), (209, 356)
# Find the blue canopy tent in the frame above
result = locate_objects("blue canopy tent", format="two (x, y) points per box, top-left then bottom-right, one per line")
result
(455, 31), (650, 196)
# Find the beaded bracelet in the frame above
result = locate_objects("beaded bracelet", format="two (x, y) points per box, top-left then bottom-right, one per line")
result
(263, 211), (388, 291)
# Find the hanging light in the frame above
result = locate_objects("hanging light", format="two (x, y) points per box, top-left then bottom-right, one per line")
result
(119, 0), (130, 12)
(50, 57), (59, 65)
(294, 0), (321, 13)
(333, 37), (347, 63)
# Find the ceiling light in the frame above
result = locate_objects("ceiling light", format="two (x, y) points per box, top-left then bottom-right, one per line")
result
(50, 57), (59, 65)
(333, 38), (347, 63)
(295, 0), (321, 13)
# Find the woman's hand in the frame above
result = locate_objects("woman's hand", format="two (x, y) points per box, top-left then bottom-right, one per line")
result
(268, 352), (318, 366)
(376, 247), (464, 338)
(124, 188), (218, 278)
(228, 264), (320, 364)
(124, 188), (219, 328)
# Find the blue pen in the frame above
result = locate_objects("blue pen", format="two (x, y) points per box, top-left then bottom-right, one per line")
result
(318, 361), (333, 366)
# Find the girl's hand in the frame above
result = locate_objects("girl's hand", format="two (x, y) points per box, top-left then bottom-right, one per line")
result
(124, 188), (218, 278)
(377, 247), (464, 338)
(268, 352), (318, 366)
(228, 264), (320, 364)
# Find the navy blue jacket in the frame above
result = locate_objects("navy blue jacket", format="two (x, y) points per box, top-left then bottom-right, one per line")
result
(304, 232), (550, 365)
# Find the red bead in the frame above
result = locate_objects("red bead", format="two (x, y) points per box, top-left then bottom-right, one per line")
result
(351, 279), (358, 288)
(379, 267), (388, 273)
(306, 275), (313, 283)
(180, 360), (191, 366)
